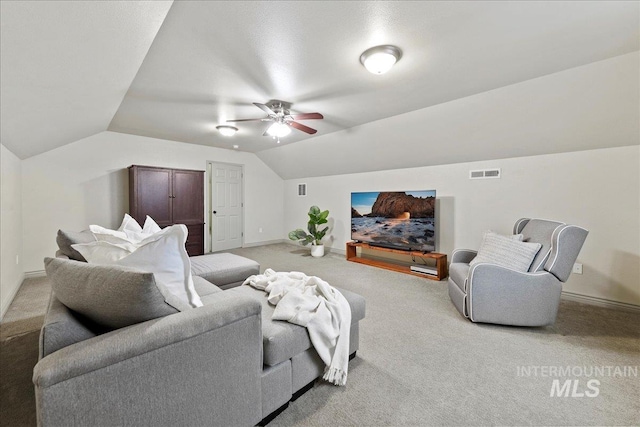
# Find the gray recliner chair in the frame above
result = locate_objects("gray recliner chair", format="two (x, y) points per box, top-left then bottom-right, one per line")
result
(448, 218), (588, 326)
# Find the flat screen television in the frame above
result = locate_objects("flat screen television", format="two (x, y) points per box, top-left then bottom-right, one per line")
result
(351, 190), (436, 252)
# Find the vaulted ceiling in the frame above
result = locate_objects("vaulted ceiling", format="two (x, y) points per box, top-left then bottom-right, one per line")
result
(1, 1), (638, 178)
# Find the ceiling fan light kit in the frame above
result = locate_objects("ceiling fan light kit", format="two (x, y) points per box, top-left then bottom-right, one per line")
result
(267, 122), (292, 138)
(360, 45), (402, 75)
(216, 125), (238, 136)
(227, 101), (323, 142)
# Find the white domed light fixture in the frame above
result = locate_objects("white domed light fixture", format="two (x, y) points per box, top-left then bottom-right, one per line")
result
(267, 122), (291, 138)
(360, 45), (402, 75)
(216, 125), (238, 136)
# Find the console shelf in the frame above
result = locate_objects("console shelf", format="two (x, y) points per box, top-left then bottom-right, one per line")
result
(346, 242), (448, 281)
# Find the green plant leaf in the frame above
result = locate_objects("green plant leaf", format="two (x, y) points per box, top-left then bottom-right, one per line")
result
(309, 206), (321, 216)
(289, 229), (309, 242)
(317, 227), (328, 241)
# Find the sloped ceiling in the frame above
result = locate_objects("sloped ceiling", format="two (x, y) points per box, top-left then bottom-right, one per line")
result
(1, 1), (638, 177)
(0, 1), (172, 159)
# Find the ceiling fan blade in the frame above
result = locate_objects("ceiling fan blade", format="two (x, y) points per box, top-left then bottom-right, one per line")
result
(289, 121), (317, 135)
(290, 113), (323, 120)
(226, 118), (266, 122)
(253, 102), (277, 116)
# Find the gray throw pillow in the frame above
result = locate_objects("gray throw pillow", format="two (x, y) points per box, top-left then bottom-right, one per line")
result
(44, 257), (178, 330)
(56, 230), (96, 262)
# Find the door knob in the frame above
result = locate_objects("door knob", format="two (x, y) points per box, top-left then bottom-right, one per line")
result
(213, 210), (217, 214)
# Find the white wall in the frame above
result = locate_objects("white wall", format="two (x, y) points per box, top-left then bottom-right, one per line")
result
(21, 131), (284, 272)
(1, 144), (24, 319)
(284, 146), (640, 307)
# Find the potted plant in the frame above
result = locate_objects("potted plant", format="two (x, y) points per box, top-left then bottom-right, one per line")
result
(288, 206), (330, 257)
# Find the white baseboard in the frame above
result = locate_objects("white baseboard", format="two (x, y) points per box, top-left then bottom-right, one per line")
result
(24, 270), (46, 279)
(326, 246), (346, 256)
(242, 239), (286, 248)
(561, 291), (640, 313)
(0, 273), (25, 322)
(282, 239), (347, 256)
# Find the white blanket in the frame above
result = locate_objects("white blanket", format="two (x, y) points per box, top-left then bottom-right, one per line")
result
(243, 269), (352, 386)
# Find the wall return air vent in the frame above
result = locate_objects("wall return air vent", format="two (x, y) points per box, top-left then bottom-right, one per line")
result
(469, 168), (501, 179)
(297, 183), (307, 196)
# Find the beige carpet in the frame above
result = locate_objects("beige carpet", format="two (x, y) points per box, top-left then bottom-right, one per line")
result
(1, 244), (639, 426)
(0, 276), (50, 427)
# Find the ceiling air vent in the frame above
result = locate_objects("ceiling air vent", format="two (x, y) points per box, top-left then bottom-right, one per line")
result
(297, 183), (307, 196)
(469, 168), (501, 180)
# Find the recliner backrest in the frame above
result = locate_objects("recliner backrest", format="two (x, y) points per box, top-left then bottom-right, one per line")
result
(513, 218), (588, 281)
(543, 224), (589, 282)
(515, 218), (564, 272)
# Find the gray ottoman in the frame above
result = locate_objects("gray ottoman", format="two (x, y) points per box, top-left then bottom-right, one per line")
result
(190, 253), (260, 290)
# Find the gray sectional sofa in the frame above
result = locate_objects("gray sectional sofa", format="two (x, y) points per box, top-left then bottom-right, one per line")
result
(33, 231), (366, 426)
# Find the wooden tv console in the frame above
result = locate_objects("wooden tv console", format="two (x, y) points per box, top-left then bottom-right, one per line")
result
(346, 242), (448, 281)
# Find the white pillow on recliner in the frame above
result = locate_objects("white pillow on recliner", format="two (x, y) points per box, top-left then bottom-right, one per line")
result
(470, 231), (541, 272)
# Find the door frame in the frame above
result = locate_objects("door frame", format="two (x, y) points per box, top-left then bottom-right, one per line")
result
(206, 161), (245, 253)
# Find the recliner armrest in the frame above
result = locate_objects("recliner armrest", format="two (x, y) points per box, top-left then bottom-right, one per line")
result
(451, 249), (477, 264)
(467, 263), (562, 327)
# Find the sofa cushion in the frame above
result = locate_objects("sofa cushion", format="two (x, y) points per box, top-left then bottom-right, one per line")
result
(190, 253), (260, 287)
(44, 257), (179, 330)
(193, 276), (222, 297)
(56, 229), (96, 262)
(334, 288), (366, 323)
(40, 295), (98, 358)
(218, 285), (365, 367)
(226, 286), (309, 366)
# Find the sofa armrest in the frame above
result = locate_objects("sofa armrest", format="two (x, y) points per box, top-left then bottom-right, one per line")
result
(451, 249), (477, 264)
(467, 263), (562, 326)
(33, 292), (263, 426)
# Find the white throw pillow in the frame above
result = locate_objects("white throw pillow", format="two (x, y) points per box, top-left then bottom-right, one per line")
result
(90, 214), (162, 244)
(69, 240), (135, 263)
(119, 213), (143, 233)
(470, 231), (542, 272)
(142, 215), (162, 235)
(73, 225), (202, 311)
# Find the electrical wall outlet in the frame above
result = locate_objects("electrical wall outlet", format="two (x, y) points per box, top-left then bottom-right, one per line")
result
(572, 263), (583, 274)
(16, 254), (19, 265)
(259, 227), (263, 233)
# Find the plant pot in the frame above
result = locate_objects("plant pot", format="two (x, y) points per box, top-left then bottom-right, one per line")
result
(311, 244), (325, 258)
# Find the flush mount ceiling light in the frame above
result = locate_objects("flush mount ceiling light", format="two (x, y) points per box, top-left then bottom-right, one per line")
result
(216, 125), (238, 136)
(359, 45), (402, 75)
(267, 122), (291, 138)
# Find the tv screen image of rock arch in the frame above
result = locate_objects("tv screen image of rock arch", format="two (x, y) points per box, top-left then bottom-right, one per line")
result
(351, 191), (436, 252)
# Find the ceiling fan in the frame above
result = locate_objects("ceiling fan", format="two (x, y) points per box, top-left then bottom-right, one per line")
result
(227, 101), (323, 140)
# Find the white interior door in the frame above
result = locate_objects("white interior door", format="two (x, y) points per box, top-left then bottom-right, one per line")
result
(209, 162), (243, 252)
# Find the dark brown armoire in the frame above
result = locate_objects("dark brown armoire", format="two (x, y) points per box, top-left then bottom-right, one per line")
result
(128, 165), (205, 256)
